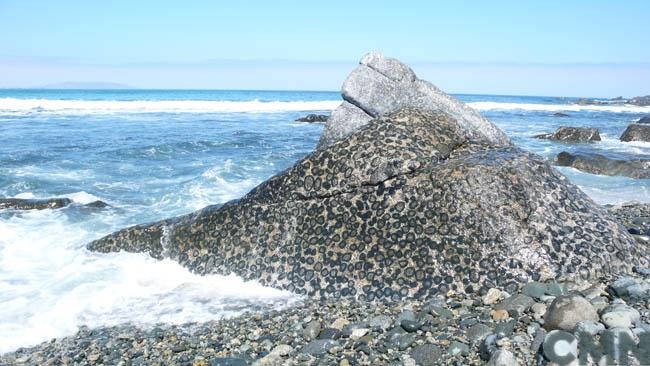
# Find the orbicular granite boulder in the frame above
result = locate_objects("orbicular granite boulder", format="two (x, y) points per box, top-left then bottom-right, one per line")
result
(534, 126), (601, 142)
(556, 151), (650, 179)
(317, 52), (510, 149)
(620, 124), (650, 142)
(89, 108), (649, 300)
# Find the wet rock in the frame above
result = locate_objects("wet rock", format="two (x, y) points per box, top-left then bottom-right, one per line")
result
(487, 349), (518, 366)
(544, 294), (598, 331)
(534, 126), (601, 142)
(555, 151), (650, 179)
(410, 344), (442, 366)
(318, 52), (510, 148)
(637, 115), (650, 124)
(553, 112), (570, 117)
(620, 123), (650, 142)
(0, 197), (72, 210)
(83, 200), (110, 209)
(295, 114), (328, 123)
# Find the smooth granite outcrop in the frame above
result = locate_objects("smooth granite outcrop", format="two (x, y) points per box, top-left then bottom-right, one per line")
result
(317, 52), (510, 149)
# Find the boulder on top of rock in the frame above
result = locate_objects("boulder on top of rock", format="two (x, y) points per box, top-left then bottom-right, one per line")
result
(534, 126), (600, 142)
(636, 116), (650, 124)
(88, 105), (648, 300)
(555, 151), (650, 179)
(0, 198), (72, 210)
(317, 52), (510, 149)
(620, 124), (650, 142)
(295, 114), (328, 123)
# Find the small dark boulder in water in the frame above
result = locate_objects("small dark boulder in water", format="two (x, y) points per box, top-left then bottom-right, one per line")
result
(637, 115), (650, 124)
(534, 126), (600, 142)
(0, 198), (72, 210)
(552, 112), (570, 117)
(555, 151), (650, 179)
(295, 114), (329, 123)
(83, 200), (110, 209)
(620, 124), (650, 142)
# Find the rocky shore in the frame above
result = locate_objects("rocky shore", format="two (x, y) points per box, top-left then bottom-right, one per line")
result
(2, 53), (649, 365)
(3, 275), (649, 366)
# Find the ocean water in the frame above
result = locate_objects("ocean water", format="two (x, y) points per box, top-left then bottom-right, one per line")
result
(0, 89), (649, 353)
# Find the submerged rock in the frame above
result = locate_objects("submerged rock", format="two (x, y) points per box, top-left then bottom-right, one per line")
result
(295, 114), (328, 123)
(534, 126), (601, 142)
(0, 198), (72, 210)
(317, 52), (510, 148)
(552, 112), (570, 117)
(620, 123), (650, 142)
(555, 151), (650, 179)
(89, 107), (648, 300)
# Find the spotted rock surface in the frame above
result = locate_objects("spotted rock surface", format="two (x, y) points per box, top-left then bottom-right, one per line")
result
(88, 108), (649, 300)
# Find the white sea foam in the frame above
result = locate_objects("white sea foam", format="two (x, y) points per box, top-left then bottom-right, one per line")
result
(0, 98), (341, 114)
(0, 208), (298, 354)
(468, 101), (650, 113)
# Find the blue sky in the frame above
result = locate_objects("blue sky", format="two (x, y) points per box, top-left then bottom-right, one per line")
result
(1, 0), (649, 96)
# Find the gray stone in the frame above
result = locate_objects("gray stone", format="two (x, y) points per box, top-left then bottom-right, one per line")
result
(487, 349), (518, 366)
(317, 101), (372, 147)
(318, 52), (510, 149)
(521, 282), (547, 300)
(368, 315), (392, 331)
(467, 323), (493, 343)
(390, 333), (416, 351)
(556, 151), (650, 179)
(534, 126), (601, 142)
(495, 319), (516, 338)
(303, 320), (321, 341)
(300, 339), (339, 355)
(495, 294), (535, 317)
(601, 303), (640, 328)
(621, 123), (650, 142)
(637, 115), (650, 124)
(447, 341), (469, 356)
(544, 294), (599, 331)
(574, 320), (605, 336)
(410, 344), (442, 366)
(543, 330), (578, 364)
(400, 319), (420, 333)
(210, 358), (248, 366)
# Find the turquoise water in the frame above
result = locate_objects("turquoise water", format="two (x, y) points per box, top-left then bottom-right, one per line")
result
(0, 89), (649, 353)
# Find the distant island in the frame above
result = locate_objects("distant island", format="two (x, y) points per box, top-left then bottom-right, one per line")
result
(37, 82), (133, 89)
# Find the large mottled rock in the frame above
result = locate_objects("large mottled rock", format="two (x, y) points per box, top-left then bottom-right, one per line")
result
(620, 124), (650, 142)
(0, 198), (72, 210)
(89, 108), (648, 300)
(534, 126), (601, 142)
(555, 151), (650, 179)
(317, 52), (510, 149)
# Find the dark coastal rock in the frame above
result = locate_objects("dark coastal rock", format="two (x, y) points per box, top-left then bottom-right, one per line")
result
(629, 95), (650, 106)
(83, 200), (110, 209)
(620, 123), (650, 142)
(88, 107), (648, 300)
(555, 151), (650, 179)
(0, 198), (72, 210)
(295, 114), (328, 123)
(317, 52), (510, 148)
(637, 115), (650, 124)
(534, 126), (601, 142)
(552, 112), (570, 117)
